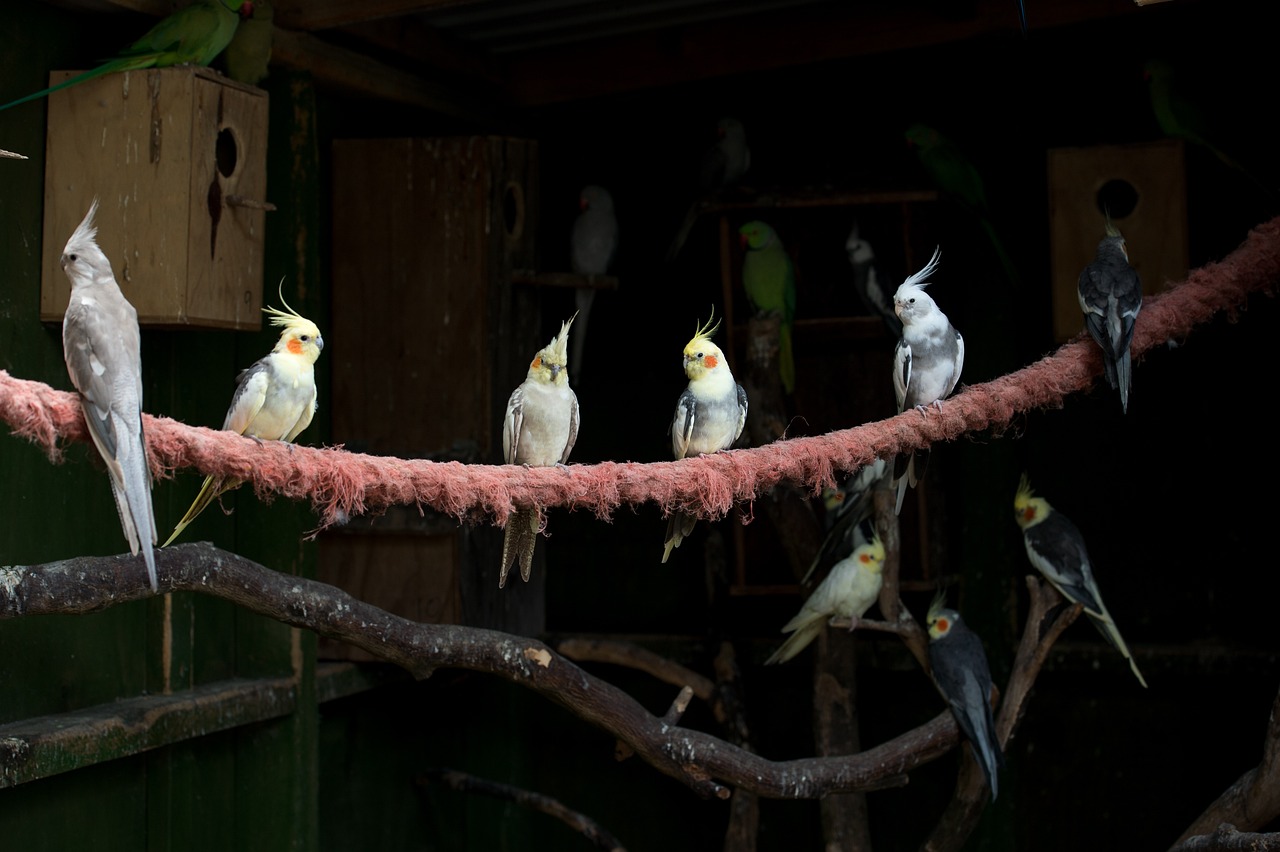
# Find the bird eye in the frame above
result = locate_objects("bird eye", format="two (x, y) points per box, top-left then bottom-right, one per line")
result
(908, 298), (916, 305)
(299, 335), (310, 342)
(68, 254), (78, 261)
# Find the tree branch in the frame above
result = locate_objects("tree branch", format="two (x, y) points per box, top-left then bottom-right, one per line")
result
(1173, 682), (1280, 847)
(1169, 824), (1280, 852)
(0, 544), (959, 800)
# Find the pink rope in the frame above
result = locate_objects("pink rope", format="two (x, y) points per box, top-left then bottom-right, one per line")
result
(4, 217), (1278, 530)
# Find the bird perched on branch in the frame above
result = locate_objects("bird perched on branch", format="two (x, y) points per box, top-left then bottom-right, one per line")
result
(569, 184), (619, 386)
(845, 221), (901, 337)
(926, 592), (1003, 800)
(904, 123), (1020, 289)
(739, 220), (797, 394)
(501, 315), (580, 588)
(1013, 476), (1147, 687)
(0, 0), (252, 113)
(766, 535), (885, 665)
(60, 199), (158, 591)
(891, 247), (964, 514)
(662, 310), (747, 563)
(164, 283), (323, 547)
(667, 117), (750, 262)
(806, 459), (888, 584)
(1078, 215), (1142, 413)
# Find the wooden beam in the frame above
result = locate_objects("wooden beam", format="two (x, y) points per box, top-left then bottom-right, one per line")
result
(0, 677), (296, 789)
(270, 27), (507, 121)
(274, 0), (481, 32)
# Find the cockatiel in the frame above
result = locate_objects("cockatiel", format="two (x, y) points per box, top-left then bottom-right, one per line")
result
(766, 535), (885, 665)
(501, 315), (580, 588)
(739, 220), (797, 394)
(845, 221), (901, 337)
(60, 199), (158, 591)
(163, 284), (323, 547)
(805, 459), (888, 584)
(666, 117), (751, 262)
(891, 247), (964, 515)
(926, 592), (1003, 801)
(569, 184), (619, 386)
(1078, 217), (1142, 413)
(904, 123), (1020, 289)
(1013, 476), (1147, 687)
(0, 0), (251, 113)
(663, 311), (747, 563)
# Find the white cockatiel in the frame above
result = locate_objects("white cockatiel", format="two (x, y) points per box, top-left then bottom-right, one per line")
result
(1014, 475), (1147, 687)
(891, 247), (964, 515)
(501, 315), (580, 588)
(845, 221), (901, 337)
(569, 184), (619, 385)
(766, 535), (885, 665)
(164, 283), (324, 546)
(60, 199), (158, 591)
(662, 311), (748, 563)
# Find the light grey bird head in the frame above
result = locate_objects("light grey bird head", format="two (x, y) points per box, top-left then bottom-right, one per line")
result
(60, 198), (112, 287)
(846, 221), (875, 267)
(579, 184), (614, 214)
(893, 246), (942, 322)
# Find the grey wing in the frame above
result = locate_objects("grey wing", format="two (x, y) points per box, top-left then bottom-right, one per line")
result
(63, 303), (125, 463)
(947, 328), (965, 398)
(224, 360), (271, 433)
(561, 391), (580, 464)
(671, 389), (697, 460)
(734, 384), (748, 443)
(503, 385), (525, 464)
(892, 339), (910, 413)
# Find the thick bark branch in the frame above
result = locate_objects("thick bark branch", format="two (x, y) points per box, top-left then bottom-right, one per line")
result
(1173, 683), (1280, 847)
(0, 544), (960, 800)
(1169, 824), (1280, 852)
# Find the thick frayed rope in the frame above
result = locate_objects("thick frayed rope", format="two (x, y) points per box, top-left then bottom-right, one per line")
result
(3, 217), (1278, 531)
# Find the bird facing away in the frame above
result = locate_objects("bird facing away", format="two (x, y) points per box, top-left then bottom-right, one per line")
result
(666, 117), (751, 262)
(663, 310), (748, 563)
(845, 221), (902, 337)
(0, 0), (252, 113)
(739, 220), (797, 394)
(569, 184), (619, 386)
(766, 535), (885, 665)
(163, 284), (324, 547)
(891, 247), (964, 514)
(501, 315), (580, 588)
(1078, 217), (1141, 413)
(223, 0), (273, 86)
(61, 199), (158, 591)
(1013, 476), (1148, 687)
(926, 592), (1004, 801)
(805, 459), (889, 585)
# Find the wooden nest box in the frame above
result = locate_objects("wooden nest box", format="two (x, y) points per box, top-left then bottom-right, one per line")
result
(40, 66), (269, 330)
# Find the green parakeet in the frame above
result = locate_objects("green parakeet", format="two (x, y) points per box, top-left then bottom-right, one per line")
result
(1143, 58), (1271, 194)
(738, 220), (797, 394)
(0, 0), (251, 113)
(904, 123), (1021, 288)
(223, 0), (273, 86)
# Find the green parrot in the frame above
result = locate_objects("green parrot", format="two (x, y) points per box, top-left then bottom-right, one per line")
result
(0, 0), (251, 113)
(904, 123), (1021, 288)
(739, 220), (797, 394)
(1143, 58), (1271, 195)
(223, 0), (273, 86)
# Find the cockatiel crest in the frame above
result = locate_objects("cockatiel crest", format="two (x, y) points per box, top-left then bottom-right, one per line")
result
(682, 311), (726, 379)
(1013, 473), (1046, 527)
(926, 588), (955, 640)
(894, 245), (943, 309)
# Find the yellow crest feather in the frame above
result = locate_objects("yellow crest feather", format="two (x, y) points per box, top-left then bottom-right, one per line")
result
(690, 307), (722, 345)
(1014, 473), (1035, 509)
(262, 278), (312, 329)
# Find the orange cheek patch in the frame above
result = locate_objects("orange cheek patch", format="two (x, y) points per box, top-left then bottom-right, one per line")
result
(704, 355), (718, 369)
(287, 339), (303, 355)
(532, 356), (542, 369)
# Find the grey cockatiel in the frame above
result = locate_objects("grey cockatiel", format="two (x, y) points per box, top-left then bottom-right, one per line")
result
(569, 184), (618, 385)
(666, 117), (750, 262)
(891, 246), (964, 515)
(61, 200), (158, 591)
(663, 311), (747, 563)
(845, 221), (901, 337)
(1077, 217), (1141, 413)
(926, 593), (1004, 801)
(501, 315), (580, 588)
